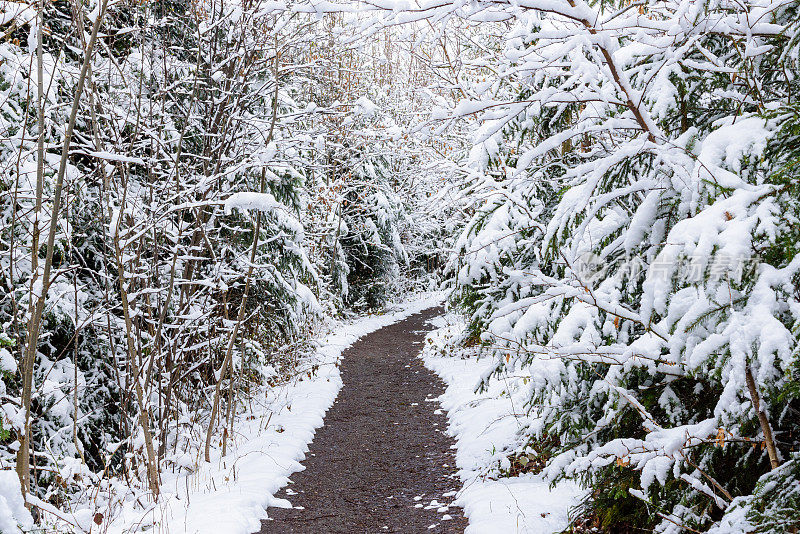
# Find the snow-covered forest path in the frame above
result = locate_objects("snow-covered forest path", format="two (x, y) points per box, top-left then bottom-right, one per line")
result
(258, 307), (467, 533)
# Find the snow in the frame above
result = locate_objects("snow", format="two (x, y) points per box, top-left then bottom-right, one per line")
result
(0, 347), (16, 374)
(0, 471), (33, 534)
(101, 292), (446, 534)
(87, 151), (146, 165)
(1, 0), (796, 530)
(223, 191), (304, 235)
(456, 476), (581, 534)
(354, 96), (378, 117)
(422, 314), (584, 533)
(0, 1), (36, 28)
(223, 192), (284, 216)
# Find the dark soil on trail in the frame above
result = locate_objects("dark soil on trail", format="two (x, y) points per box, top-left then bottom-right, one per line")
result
(257, 306), (467, 534)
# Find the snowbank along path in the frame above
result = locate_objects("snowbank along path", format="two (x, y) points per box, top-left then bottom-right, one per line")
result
(423, 314), (584, 534)
(258, 306), (466, 533)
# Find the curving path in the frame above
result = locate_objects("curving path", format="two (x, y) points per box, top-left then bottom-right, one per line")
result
(257, 307), (466, 533)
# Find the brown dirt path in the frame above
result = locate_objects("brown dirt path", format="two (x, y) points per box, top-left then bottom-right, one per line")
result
(257, 306), (467, 533)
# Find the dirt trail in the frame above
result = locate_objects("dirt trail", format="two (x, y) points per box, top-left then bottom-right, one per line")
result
(257, 307), (466, 533)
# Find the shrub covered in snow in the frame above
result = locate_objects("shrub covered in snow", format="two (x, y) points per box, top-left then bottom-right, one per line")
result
(416, 0), (800, 531)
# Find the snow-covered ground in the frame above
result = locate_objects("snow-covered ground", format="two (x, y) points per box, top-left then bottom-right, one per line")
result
(93, 293), (445, 534)
(422, 313), (585, 534)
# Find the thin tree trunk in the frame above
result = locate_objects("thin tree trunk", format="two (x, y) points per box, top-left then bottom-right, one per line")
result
(112, 184), (161, 499)
(745, 366), (780, 470)
(204, 204), (262, 462)
(16, 0), (109, 495)
(204, 46), (280, 462)
(16, 0), (46, 496)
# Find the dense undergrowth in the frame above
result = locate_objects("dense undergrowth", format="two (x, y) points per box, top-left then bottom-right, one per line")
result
(0, 0), (454, 528)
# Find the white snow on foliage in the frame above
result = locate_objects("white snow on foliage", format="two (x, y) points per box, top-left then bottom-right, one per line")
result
(0, 471), (32, 534)
(224, 192), (283, 215)
(224, 191), (304, 235)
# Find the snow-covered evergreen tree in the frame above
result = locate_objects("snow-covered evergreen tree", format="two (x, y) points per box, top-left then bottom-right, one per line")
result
(371, 0), (800, 531)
